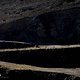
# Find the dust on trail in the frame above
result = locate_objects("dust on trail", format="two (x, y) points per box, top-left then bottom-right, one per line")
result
(0, 44), (80, 52)
(0, 61), (80, 77)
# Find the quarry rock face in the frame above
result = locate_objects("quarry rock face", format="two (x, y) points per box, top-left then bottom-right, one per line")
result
(0, 0), (80, 80)
(0, 0), (79, 24)
(0, 7), (80, 44)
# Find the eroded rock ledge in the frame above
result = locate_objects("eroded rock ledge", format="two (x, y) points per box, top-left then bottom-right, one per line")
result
(0, 7), (80, 45)
(0, 0), (80, 24)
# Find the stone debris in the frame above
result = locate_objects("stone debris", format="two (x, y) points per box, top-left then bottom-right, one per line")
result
(0, 0), (79, 24)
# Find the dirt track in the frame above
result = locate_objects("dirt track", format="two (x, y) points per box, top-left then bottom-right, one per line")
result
(0, 61), (80, 77)
(0, 41), (80, 79)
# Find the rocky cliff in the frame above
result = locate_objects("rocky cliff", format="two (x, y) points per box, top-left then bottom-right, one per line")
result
(0, 0), (80, 80)
(0, 0), (79, 24)
(0, 7), (80, 45)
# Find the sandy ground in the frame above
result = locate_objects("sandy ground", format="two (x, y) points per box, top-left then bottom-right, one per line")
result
(0, 61), (80, 77)
(0, 44), (80, 52)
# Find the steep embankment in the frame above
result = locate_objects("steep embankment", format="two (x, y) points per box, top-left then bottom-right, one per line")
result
(0, 0), (79, 24)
